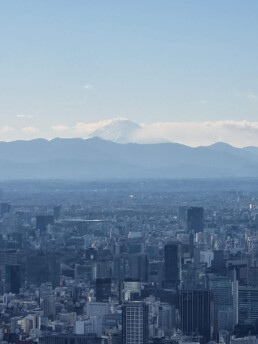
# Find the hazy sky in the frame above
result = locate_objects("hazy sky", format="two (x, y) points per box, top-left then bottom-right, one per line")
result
(0, 0), (258, 144)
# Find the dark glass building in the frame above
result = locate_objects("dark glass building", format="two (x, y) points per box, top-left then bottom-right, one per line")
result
(0, 202), (11, 218)
(53, 206), (61, 220)
(180, 290), (214, 343)
(5, 264), (20, 293)
(95, 278), (117, 302)
(164, 243), (181, 288)
(187, 207), (204, 233)
(36, 215), (54, 233)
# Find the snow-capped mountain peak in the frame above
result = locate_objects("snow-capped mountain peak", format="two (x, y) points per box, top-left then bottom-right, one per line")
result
(89, 119), (142, 143)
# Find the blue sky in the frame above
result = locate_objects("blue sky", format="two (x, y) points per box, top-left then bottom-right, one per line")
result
(0, 0), (258, 144)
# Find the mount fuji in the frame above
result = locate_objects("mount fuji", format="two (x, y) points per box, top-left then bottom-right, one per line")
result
(89, 119), (142, 143)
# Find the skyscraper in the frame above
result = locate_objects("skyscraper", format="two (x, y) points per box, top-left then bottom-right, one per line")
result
(187, 207), (204, 233)
(36, 215), (54, 233)
(178, 206), (188, 229)
(122, 302), (148, 344)
(164, 243), (181, 288)
(208, 274), (238, 335)
(238, 286), (258, 325)
(95, 278), (117, 302)
(180, 290), (214, 342)
(114, 254), (149, 283)
(53, 205), (61, 220)
(42, 295), (56, 320)
(0, 202), (11, 218)
(4, 265), (20, 294)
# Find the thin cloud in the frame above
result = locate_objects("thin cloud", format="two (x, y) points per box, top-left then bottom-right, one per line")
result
(52, 125), (69, 131)
(133, 120), (258, 147)
(74, 119), (114, 135)
(0, 126), (14, 133)
(247, 94), (257, 100)
(22, 127), (38, 133)
(84, 84), (93, 90)
(17, 114), (34, 118)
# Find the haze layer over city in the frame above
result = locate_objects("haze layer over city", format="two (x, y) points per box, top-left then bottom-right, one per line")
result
(1, 1), (258, 344)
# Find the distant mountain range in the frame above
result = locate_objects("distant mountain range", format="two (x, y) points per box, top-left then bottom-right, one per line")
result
(0, 137), (258, 179)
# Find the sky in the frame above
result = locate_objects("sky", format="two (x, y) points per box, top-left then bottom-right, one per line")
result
(0, 0), (258, 146)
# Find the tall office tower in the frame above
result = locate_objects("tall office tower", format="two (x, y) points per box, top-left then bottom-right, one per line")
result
(211, 250), (225, 273)
(42, 295), (56, 320)
(232, 270), (239, 327)
(0, 250), (19, 293)
(178, 206), (188, 229)
(158, 303), (176, 335)
(208, 274), (237, 335)
(149, 261), (164, 287)
(238, 286), (258, 325)
(94, 260), (113, 280)
(0, 202), (11, 218)
(180, 290), (214, 343)
(114, 254), (149, 283)
(36, 215), (54, 233)
(53, 206), (61, 220)
(95, 278), (117, 302)
(122, 302), (148, 344)
(130, 254), (149, 283)
(114, 255), (130, 281)
(164, 243), (181, 288)
(4, 265), (20, 294)
(187, 207), (204, 233)
(27, 252), (60, 288)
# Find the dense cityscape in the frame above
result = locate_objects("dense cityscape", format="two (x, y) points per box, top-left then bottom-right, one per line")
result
(1, 0), (258, 343)
(0, 180), (257, 344)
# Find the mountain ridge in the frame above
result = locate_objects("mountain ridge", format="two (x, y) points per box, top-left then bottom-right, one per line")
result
(0, 137), (257, 179)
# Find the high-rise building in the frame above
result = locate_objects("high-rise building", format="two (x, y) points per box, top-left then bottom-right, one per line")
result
(95, 278), (117, 302)
(149, 261), (164, 287)
(180, 290), (214, 342)
(114, 254), (149, 283)
(187, 207), (204, 233)
(158, 303), (175, 334)
(208, 274), (238, 335)
(122, 302), (148, 344)
(42, 295), (56, 320)
(53, 206), (61, 220)
(178, 206), (188, 229)
(36, 215), (54, 233)
(238, 286), (258, 325)
(0, 202), (11, 218)
(130, 254), (149, 283)
(164, 243), (181, 288)
(4, 265), (20, 294)
(27, 252), (60, 288)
